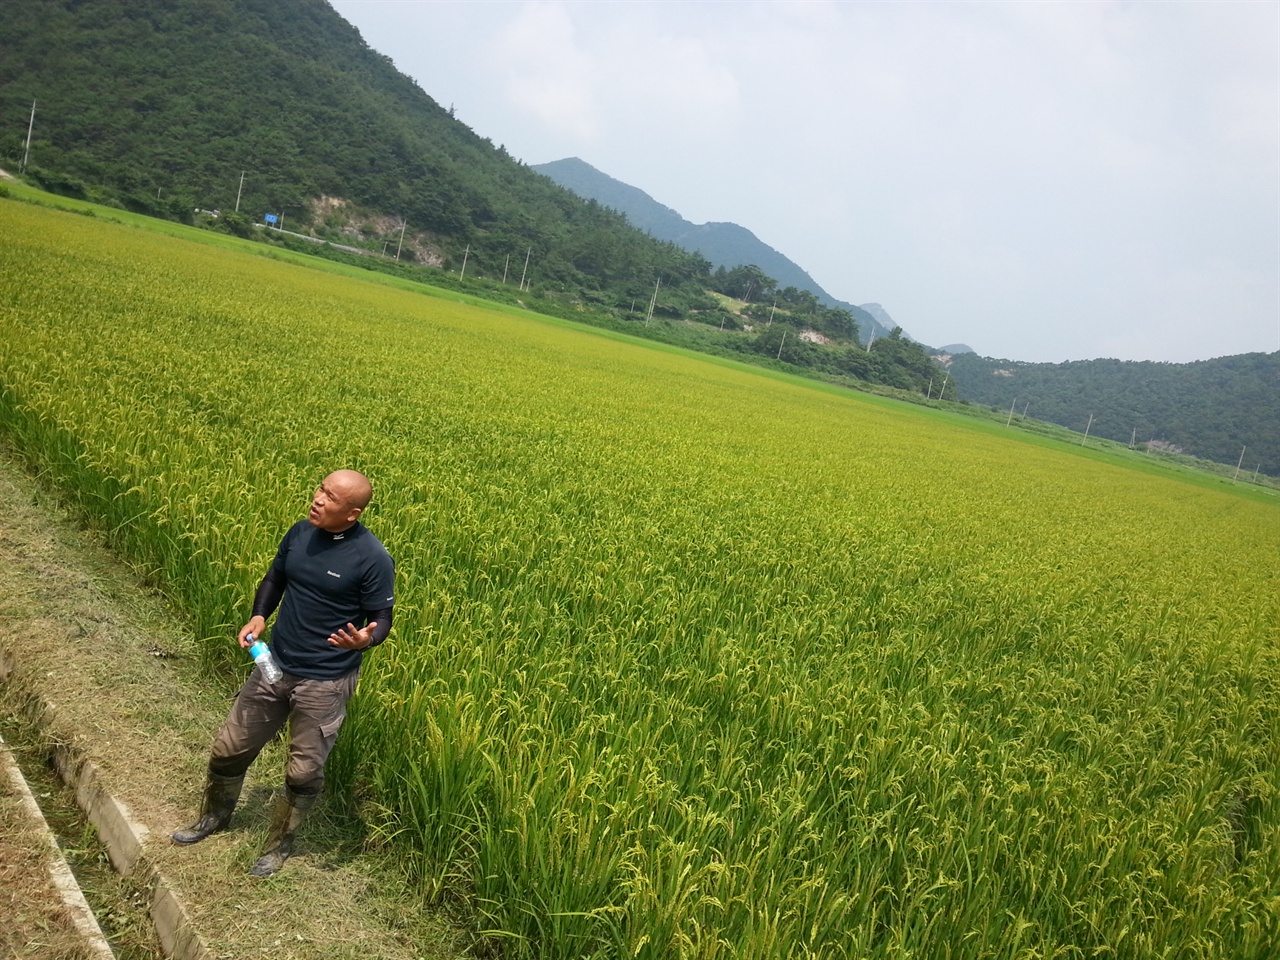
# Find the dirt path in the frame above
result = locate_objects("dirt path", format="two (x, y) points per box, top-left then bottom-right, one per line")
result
(0, 449), (470, 960)
(1, 732), (112, 960)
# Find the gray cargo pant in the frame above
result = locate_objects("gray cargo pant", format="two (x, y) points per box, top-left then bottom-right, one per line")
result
(207, 664), (359, 795)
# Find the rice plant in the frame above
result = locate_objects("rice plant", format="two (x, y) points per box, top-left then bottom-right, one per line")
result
(2, 199), (1277, 958)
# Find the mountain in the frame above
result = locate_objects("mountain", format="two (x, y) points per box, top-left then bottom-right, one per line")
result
(533, 158), (894, 341)
(943, 351), (1280, 476)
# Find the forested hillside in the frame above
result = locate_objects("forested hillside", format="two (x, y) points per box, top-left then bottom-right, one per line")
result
(0, 0), (712, 304)
(946, 352), (1280, 476)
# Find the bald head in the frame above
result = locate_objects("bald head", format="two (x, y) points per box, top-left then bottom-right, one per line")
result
(327, 469), (373, 510)
(308, 469), (373, 532)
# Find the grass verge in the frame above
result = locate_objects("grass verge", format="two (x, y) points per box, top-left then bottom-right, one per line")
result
(1, 710), (157, 959)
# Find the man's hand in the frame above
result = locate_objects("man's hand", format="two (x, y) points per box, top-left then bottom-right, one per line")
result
(328, 621), (377, 650)
(238, 616), (267, 649)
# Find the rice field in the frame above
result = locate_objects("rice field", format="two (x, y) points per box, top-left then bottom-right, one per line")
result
(2, 198), (1278, 959)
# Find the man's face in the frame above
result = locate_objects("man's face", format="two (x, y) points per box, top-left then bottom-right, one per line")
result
(309, 475), (361, 532)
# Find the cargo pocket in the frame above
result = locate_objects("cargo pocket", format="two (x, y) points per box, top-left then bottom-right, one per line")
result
(319, 714), (345, 750)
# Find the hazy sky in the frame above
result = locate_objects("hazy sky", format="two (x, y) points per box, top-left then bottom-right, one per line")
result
(331, 0), (1278, 363)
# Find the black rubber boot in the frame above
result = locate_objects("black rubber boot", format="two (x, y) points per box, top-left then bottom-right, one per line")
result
(171, 772), (244, 845)
(249, 786), (317, 877)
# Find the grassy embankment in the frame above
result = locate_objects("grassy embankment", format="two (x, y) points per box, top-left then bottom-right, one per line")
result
(1, 195), (1277, 959)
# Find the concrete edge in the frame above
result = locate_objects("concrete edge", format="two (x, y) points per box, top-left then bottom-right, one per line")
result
(0, 732), (116, 960)
(0, 646), (215, 960)
(51, 747), (151, 875)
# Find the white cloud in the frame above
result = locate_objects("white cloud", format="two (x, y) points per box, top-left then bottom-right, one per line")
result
(332, 0), (1278, 362)
(486, 2), (740, 153)
(492, 3), (598, 140)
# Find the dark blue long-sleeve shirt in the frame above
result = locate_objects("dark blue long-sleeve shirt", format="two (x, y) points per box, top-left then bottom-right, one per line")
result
(252, 519), (395, 679)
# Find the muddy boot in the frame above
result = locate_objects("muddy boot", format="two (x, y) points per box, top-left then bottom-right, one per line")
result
(171, 772), (244, 845)
(249, 786), (317, 878)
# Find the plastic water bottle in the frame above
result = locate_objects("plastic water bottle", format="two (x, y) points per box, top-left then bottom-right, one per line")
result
(247, 634), (283, 683)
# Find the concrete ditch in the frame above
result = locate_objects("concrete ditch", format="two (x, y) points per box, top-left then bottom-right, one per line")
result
(1, 648), (213, 960)
(1, 730), (115, 960)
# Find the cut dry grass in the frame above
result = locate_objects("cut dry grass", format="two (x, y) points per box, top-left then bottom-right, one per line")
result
(0, 742), (102, 960)
(1, 713), (159, 960)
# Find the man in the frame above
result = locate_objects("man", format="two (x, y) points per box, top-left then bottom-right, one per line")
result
(172, 469), (395, 877)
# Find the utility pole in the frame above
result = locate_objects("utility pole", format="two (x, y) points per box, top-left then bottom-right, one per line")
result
(938, 372), (949, 400)
(20, 100), (35, 174)
(519, 248), (531, 290)
(1130, 427), (1136, 449)
(502, 254), (510, 285)
(459, 244), (470, 280)
(1081, 414), (1094, 445)
(235, 171), (245, 213)
(395, 219), (407, 261)
(776, 329), (787, 361)
(767, 301), (776, 328)
(926, 378), (933, 401)
(1233, 445), (1246, 481)
(645, 277), (661, 324)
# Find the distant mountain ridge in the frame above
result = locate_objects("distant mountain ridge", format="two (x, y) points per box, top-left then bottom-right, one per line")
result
(533, 157), (894, 341)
